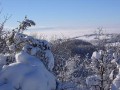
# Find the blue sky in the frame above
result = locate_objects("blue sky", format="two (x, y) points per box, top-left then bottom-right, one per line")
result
(1, 0), (120, 30)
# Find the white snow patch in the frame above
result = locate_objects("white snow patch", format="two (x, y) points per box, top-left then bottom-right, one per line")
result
(91, 51), (101, 60)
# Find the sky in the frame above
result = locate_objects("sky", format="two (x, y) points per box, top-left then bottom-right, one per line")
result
(0, 0), (120, 31)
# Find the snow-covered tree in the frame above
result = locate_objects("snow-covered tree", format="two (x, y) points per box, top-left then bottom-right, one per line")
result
(86, 75), (101, 90)
(56, 54), (93, 90)
(86, 50), (118, 90)
(0, 15), (11, 54)
(0, 17), (56, 90)
(111, 67), (120, 90)
(111, 52), (120, 90)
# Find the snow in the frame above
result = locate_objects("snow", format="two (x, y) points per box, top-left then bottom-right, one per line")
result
(0, 51), (56, 90)
(44, 50), (54, 71)
(9, 44), (16, 51)
(0, 32), (56, 90)
(109, 70), (114, 80)
(111, 85), (118, 90)
(0, 54), (15, 70)
(99, 50), (104, 56)
(111, 73), (120, 90)
(15, 50), (42, 67)
(0, 54), (7, 65)
(86, 75), (102, 90)
(2, 22), (120, 90)
(111, 66), (120, 90)
(86, 75), (101, 87)
(8, 32), (55, 71)
(113, 53), (118, 59)
(0, 54), (7, 70)
(30, 47), (38, 55)
(91, 51), (101, 60)
(0, 83), (14, 90)
(111, 59), (117, 64)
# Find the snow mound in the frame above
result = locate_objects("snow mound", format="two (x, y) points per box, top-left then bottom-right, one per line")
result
(0, 51), (56, 90)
